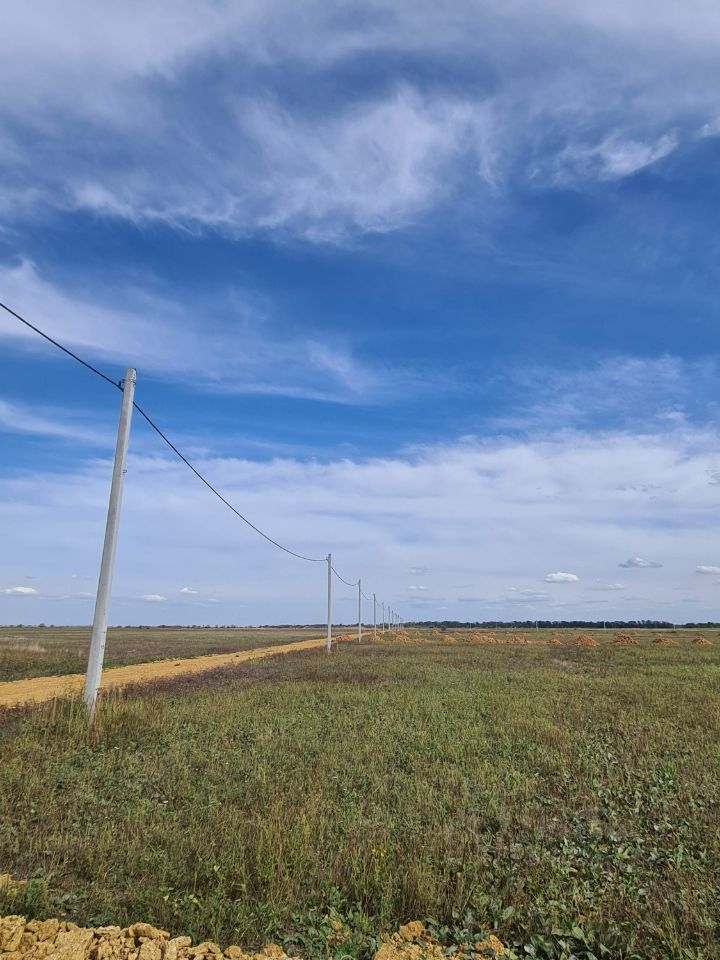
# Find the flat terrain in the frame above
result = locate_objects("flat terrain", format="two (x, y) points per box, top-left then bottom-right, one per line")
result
(1, 630), (719, 959)
(0, 635), (326, 709)
(0, 626), (326, 683)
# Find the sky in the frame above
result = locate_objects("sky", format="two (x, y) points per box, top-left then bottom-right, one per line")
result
(1, 0), (720, 626)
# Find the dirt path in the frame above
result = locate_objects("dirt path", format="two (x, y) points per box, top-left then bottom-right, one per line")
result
(0, 636), (326, 709)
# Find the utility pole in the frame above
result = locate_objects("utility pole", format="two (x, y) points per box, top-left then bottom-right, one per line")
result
(381, 601), (385, 633)
(358, 579), (362, 643)
(373, 592), (377, 640)
(326, 554), (332, 654)
(83, 368), (136, 719)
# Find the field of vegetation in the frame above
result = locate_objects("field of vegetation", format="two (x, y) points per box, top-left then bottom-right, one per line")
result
(0, 626), (323, 683)
(1, 631), (719, 959)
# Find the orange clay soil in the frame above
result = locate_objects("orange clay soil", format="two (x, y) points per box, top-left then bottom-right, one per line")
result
(571, 634), (598, 646)
(0, 916), (506, 960)
(614, 632), (638, 645)
(0, 636), (327, 710)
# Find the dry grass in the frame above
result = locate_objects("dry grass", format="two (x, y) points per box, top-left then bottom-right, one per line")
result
(1, 638), (719, 958)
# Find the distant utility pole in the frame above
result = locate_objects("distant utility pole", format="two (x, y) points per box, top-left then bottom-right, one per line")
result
(358, 579), (362, 643)
(83, 368), (137, 720)
(326, 554), (332, 654)
(373, 592), (377, 640)
(381, 602), (385, 633)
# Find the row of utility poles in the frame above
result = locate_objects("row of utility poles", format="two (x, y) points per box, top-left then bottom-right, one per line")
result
(323, 566), (402, 655)
(83, 369), (404, 719)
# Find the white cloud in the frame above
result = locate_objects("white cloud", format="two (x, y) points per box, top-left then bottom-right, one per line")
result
(493, 356), (720, 434)
(556, 133), (678, 183)
(408, 585), (427, 591)
(141, 594), (166, 602)
(179, 586), (199, 594)
(2, 586), (38, 595)
(544, 572), (579, 583)
(0, 1), (718, 240)
(696, 565), (720, 574)
(0, 396), (111, 445)
(590, 581), (625, 591)
(619, 556), (663, 568)
(3, 426), (719, 624)
(0, 260), (400, 403)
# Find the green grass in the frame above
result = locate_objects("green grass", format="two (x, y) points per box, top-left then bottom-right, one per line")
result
(1, 638), (719, 959)
(0, 626), (324, 682)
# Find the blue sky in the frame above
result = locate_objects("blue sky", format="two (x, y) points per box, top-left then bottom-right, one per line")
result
(2, 0), (720, 625)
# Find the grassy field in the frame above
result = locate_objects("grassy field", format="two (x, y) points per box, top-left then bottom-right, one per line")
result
(0, 626), (325, 682)
(1, 633), (719, 959)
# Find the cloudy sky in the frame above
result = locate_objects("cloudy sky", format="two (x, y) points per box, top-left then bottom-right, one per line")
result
(2, 0), (720, 625)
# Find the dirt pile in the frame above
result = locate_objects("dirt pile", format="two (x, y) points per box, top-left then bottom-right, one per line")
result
(613, 633), (637, 645)
(376, 921), (504, 960)
(654, 636), (676, 645)
(546, 634), (561, 644)
(0, 917), (294, 960)
(0, 918), (506, 960)
(693, 635), (712, 645)
(504, 635), (529, 645)
(571, 634), (598, 646)
(464, 633), (497, 644)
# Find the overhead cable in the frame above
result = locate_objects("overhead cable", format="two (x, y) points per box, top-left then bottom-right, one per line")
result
(0, 300), (324, 564)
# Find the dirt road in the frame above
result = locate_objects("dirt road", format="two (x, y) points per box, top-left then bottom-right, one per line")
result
(0, 636), (326, 709)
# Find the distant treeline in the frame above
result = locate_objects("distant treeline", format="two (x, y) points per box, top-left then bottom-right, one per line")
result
(406, 619), (720, 629)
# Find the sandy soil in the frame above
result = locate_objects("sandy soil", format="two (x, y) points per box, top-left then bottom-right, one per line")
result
(0, 636), (326, 709)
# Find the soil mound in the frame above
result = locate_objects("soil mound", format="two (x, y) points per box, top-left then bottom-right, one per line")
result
(546, 634), (561, 644)
(572, 634), (597, 646)
(0, 916), (292, 959)
(654, 635), (676, 645)
(464, 633), (497, 644)
(0, 917), (506, 960)
(376, 920), (505, 960)
(504, 634), (529, 644)
(693, 635), (712, 645)
(613, 633), (637, 645)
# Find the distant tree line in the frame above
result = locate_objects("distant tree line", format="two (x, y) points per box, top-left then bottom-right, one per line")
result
(406, 619), (719, 629)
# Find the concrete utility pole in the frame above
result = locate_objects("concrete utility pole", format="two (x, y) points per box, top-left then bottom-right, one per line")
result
(373, 593), (377, 640)
(358, 580), (363, 643)
(326, 554), (332, 654)
(83, 368), (136, 719)
(381, 601), (385, 633)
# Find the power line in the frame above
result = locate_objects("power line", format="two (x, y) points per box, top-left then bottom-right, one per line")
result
(0, 300), (121, 389)
(331, 566), (358, 588)
(0, 300), (324, 564)
(132, 402), (324, 563)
